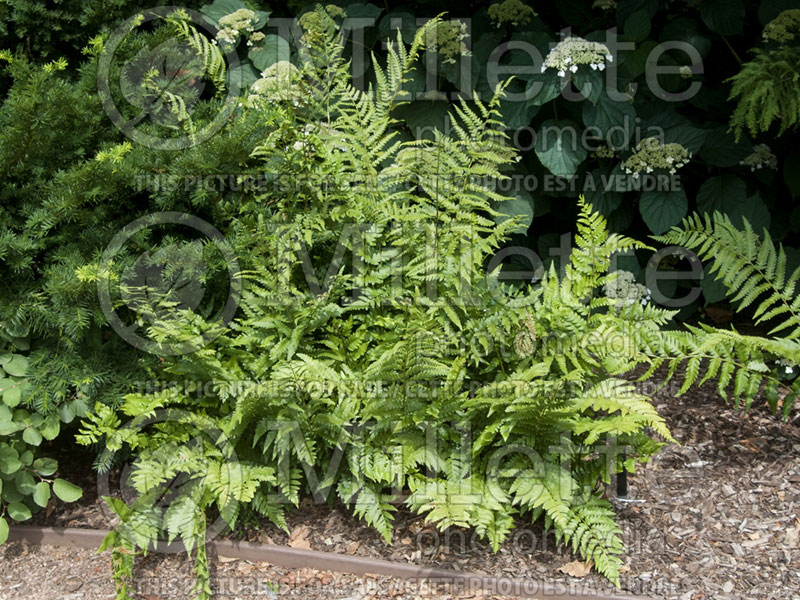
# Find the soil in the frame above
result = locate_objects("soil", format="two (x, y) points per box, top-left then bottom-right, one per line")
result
(1, 380), (799, 600)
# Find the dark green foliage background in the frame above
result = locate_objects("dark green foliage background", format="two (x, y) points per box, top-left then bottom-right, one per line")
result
(0, 0), (796, 431)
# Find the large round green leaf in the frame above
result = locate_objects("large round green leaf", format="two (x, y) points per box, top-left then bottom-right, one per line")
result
(18, 450), (33, 467)
(200, 0), (269, 29)
(2, 481), (23, 503)
(663, 123), (706, 155)
(473, 32), (506, 98)
(58, 401), (77, 424)
(534, 120), (587, 178)
(699, 127), (752, 167)
(7, 501), (31, 522)
(200, 0), (246, 23)
(2, 384), (22, 408)
(493, 191), (534, 234)
(15, 471), (36, 495)
(0, 446), (21, 474)
(526, 72), (565, 106)
(622, 40), (657, 79)
(702, 274), (728, 304)
(10, 338), (28, 351)
(377, 11), (417, 44)
(701, 0), (744, 34)
(640, 189), (688, 235)
(344, 3), (383, 19)
(33, 457), (58, 477)
(22, 427), (42, 447)
(39, 414), (60, 441)
(582, 94), (636, 149)
(583, 169), (622, 215)
(33, 482), (51, 508)
(587, 196), (623, 220)
(573, 69), (603, 105)
(394, 101), (451, 140)
(623, 10), (651, 43)
(229, 63), (260, 89)
(0, 517), (8, 545)
(732, 194), (771, 234)
(499, 98), (539, 130)
(696, 174), (746, 215)
(53, 478), (83, 503)
(249, 35), (291, 72)
(616, 0), (658, 26)
(0, 419), (20, 436)
(2, 355), (28, 377)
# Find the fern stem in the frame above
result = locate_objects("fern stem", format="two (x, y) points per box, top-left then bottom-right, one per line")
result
(721, 36), (743, 66)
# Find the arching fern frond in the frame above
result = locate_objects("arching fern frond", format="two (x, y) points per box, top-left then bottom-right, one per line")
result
(656, 211), (800, 339)
(167, 10), (227, 97)
(568, 197), (650, 300)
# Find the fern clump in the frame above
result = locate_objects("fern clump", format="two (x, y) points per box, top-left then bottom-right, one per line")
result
(75, 9), (688, 594)
(728, 12), (800, 140)
(17, 4), (787, 596)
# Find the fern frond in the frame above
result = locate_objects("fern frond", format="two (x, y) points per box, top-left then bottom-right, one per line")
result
(562, 497), (624, 586)
(168, 11), (227, 96)
(727, 47), (800, 140)
(656, 211), (800, 339)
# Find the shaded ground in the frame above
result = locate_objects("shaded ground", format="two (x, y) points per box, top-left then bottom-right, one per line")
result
(1, 381), (799, 600)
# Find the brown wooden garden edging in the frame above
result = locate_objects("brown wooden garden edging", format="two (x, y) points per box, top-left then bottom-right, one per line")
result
(6, 525), (654, 600)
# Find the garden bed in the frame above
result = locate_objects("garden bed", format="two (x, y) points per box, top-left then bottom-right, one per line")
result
(2, 381), (798, 600)
(3, 3), (800, 600)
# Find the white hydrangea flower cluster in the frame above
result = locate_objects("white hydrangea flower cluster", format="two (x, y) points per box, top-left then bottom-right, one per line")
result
(592, 145), (616, 159)
(429, 21), (471, 65)
(292, 123), (316, 151)
(247, 61), (301, 106)
(740, 144), (778, 171)
(215, 8), (258, 46)
(248, 31), (265, 48)
(288, 123), (348, 152)
(762, 9), (800, 44)
(541, 36), (613, 77)
(592, 0), (617, 10)
(603, 270), (651, 312)
(488, 0), (537, 27)
(622, 137), (691, 178)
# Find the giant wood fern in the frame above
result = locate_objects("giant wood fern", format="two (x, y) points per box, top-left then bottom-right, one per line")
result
(74, 7), (744, 597)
